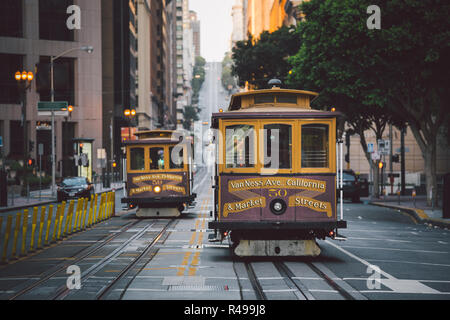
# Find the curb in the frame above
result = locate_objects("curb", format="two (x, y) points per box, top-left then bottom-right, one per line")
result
(370, 202), (450, 229)
(0, 186), (123, 214)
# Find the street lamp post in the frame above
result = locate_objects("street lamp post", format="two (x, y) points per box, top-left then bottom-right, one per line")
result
(15, 70), (33, 198)
(50, 46), (93, 196)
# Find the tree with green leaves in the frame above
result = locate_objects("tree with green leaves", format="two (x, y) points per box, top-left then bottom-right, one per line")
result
(288, 0), (449, 204)
(232, 26), (301, 89)
(182, 105), (200, 131)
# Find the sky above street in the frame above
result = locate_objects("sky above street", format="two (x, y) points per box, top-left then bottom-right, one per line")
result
(189, 0), (234, 62)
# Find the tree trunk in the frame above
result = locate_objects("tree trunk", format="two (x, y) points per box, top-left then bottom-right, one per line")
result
(409, 123), (438, 207)
(423, 140), (437, 207)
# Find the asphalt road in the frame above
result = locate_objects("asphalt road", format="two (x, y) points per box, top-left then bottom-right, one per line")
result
(0, 166), (449, 300)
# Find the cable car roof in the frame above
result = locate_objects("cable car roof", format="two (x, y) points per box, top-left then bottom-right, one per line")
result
(228, 88), (319, 111)
(123, 130), (187, 145)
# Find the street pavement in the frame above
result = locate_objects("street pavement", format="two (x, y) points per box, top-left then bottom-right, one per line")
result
(0, 167), (449, 300)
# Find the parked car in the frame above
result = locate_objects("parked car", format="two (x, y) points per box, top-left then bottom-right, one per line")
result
(337, 170), (361, 203)
(57, 177), (94, 202)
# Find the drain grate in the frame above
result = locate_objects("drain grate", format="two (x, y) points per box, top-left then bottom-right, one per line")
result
(168, 285), (224, 291)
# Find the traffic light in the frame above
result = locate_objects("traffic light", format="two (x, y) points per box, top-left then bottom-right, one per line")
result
(391, 154), (399, 163)
(79, 143), (83, 154)
(378, 161), (384, 169)
(27, 158), (34, 166)
(112, 161), (117, 168)
(29, 140), (34, 152)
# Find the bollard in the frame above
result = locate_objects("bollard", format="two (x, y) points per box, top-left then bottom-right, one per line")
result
(92, 193), (98, 224)
(112, 191), (116, 217)
(87, 194), (94, 227)
(37, 206), (46, 249)
(73, 199), (82, 233)
(73, 199), (81, 233)
(64, 200), (75, 237)
(11, 212), (21, 259)
(29, 207), (38, 252)
(1, 215), (13, 263)
(99, 193), (105, 221)
(57, 201), (66, 239)
(20, 210), (29, 256)
(82, 197), (89, 230)
(77, 198), (85, 231)
(105, 193), (109, 219)
(44, 205), (54, 246)
(52, 204), (61, 243)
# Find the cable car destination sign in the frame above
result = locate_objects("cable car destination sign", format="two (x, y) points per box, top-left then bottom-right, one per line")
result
(222, 176), (333, 218)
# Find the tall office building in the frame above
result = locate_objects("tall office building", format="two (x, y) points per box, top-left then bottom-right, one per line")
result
(101, 0), (138, 175)
(0, 0), (103, 181)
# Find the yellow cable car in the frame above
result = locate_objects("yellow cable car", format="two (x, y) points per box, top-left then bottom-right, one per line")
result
(121, 130), (196, 217)
(209, 82), (346, 256)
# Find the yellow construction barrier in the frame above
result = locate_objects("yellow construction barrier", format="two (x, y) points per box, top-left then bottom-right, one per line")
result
(87, 194), (94, 228)
(1, 215), (13, 263)
(44, 205), (54, 246)
(64, 200), (75, 237)
(11, 212), (21, 259)
(20, 209), (29, 256)
(52, 204), (61, 243)
(37, 206), (46, 249)
(82, 197), (88, 229)
(92, 193), (98, 225)
(30, 207), (38, 252)
(0, 189), (117, 264)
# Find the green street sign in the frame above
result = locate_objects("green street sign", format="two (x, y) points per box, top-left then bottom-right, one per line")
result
(37, 101), (68, 111)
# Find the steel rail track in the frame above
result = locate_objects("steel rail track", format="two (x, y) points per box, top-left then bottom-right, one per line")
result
(244, 261), (357, 301)
(52, 220), (165, 300)
(8, 219), (142, 300)
(245, 262), (267, 300)
(97, 219), (176, 300)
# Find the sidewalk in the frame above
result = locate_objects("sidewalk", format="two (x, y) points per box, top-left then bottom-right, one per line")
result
(365, 194), (450, 229)
(0, 181), (124, 213)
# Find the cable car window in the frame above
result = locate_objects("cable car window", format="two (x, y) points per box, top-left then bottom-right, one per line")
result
(169, 146), (184, 169)
(254, 93), (275, 104)
(263, 124), (292, 169)
(130, 147), (145, 171)
(225, 125), (255, 168)
(276, 94), (297, 104)
(301, 124), (329, 168)
(150, 147), (165, 170)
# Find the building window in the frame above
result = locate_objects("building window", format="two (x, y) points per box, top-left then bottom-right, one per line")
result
(9, 120), (24, 157)
(0, 0), (22, 37)
(0, 53), (23, 104)
(39, 0), (74, 41)
(36, 56), (75, 105)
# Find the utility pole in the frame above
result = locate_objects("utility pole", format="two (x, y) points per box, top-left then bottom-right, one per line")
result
(389, 123), (393, 195)
(401, 126), (406, 195)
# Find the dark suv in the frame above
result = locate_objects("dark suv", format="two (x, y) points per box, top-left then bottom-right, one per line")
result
(337, 170), (360, 203)
(57, 177), (94, 202)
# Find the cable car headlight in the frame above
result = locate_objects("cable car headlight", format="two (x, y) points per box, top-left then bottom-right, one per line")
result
(270, 199), (287, 215)
(154, 186), (162, 193)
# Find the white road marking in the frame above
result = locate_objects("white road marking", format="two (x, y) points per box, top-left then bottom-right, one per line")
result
(368, 259), (450, 268)
(339, 245), (448, 254)
(347, 237), (412, 243)
(324, 240), (444, 294)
